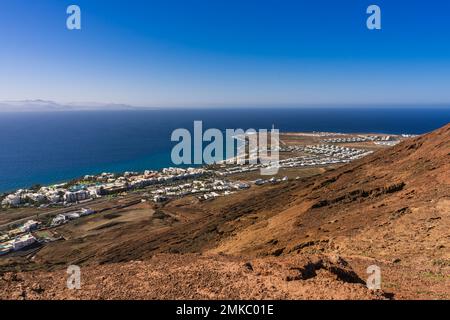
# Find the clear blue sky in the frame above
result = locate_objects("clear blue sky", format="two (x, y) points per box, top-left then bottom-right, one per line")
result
(0, 0), (449, 106)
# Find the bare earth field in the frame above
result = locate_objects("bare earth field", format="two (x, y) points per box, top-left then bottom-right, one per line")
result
(0, 126), (449, 300)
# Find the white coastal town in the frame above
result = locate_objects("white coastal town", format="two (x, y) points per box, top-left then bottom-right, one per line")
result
(0, 132), (409, 256)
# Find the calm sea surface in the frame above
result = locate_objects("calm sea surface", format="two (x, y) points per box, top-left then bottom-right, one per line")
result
(1, 107), (449, 192)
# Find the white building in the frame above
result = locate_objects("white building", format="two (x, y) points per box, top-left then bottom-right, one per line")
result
(25, 193), (46, 203)
(45, 191), (62, 203)
(79, 208), (95, 216)
(12, 234), (36, 251)
(1, 194), (21, 207)
(64, 190), (90, 203)
(19, 220), (41, 233)
(51, 214), (67, 227)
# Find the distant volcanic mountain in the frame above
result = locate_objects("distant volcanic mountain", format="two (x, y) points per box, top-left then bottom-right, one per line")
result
(0, 100), (146, 112)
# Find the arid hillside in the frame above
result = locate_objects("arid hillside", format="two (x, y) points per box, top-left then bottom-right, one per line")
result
(212, 123), (450, 262)
(1, 123), (449, 299)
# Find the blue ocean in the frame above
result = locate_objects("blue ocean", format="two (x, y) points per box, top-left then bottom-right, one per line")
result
(0, 107), (449, 193)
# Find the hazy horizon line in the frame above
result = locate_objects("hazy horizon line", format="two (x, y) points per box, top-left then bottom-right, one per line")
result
(1, 99), (450, 112)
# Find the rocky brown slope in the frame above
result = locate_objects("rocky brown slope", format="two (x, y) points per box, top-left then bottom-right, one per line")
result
(211, 123), (450, 262)
(1, 253), (388, 300)
(0, 123), (449, 299)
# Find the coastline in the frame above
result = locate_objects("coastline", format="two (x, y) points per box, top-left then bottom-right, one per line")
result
(1, 107), (449, 193)
(1, 130), (408, 212)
